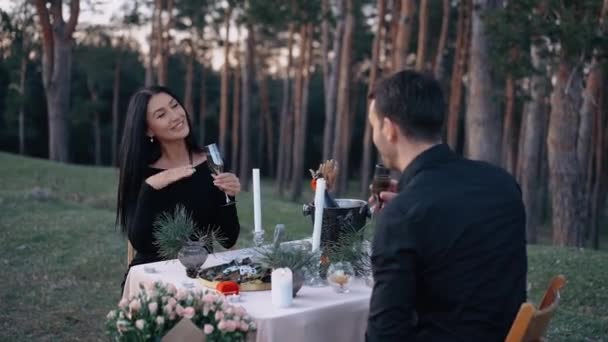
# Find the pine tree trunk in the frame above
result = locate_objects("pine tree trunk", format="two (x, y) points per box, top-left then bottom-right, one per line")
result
(415, 0), (429, 71)
(18, 54), (27, 155)
(589, 68), (605, 249)
(446, 0), (471, 151)
(184, 44), (194, 116)
(516, 43), (548, 244)
(322, 0), (344, 161)
(277, 24), (295, 194)
(290, 24), (313, 201)
(239, 26), (255, 191)
(502, 74), (516, 174)
(361, 0), (385, 197)
(34, 0), (79, 162)
(465, 0), (502, 165)
(231, 52), (241, 174)
(199, 65), (207, 144)
(333, 0), (355, 195)
(433, 0), (450, 80)
(393, 0), (415, 71)
(145, 2), (158, 86)
(259, 72), (274, 176)
(156, 0), (173, 86)
(387, 0), (400, 72)
(547, 60), (586, 247)
(219, 7), (232, 157)
(87, 79), (101, 165)
(111, 54), (121, 166)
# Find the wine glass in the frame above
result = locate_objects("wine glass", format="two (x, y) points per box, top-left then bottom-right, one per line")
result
(327, 261), (355, 293)
(205, 143), (233, 205)
(371, 164), (391, 213)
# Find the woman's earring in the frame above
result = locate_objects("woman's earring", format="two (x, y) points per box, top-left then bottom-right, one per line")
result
(149, 136), (154, 143)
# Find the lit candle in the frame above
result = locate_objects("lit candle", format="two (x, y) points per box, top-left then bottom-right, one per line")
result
(252, 168), (263, 233)
(312, 178), (326, 253)
(271, 268), (293, 308)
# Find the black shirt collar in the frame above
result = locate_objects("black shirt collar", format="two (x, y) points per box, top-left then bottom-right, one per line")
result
(398, 143), (456, 190)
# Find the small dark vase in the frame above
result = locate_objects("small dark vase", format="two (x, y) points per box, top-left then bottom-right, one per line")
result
(177, 241), (209, 278)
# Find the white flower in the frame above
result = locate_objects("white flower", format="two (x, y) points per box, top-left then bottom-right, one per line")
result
(136, 319), (145, 331)
(156, 316), (165, 325)
(106, 311), (117, 320)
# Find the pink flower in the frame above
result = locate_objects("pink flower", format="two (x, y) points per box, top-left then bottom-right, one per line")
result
(203, 324), (214, 334)
(214, 311), (224, 321)
(225, 320), (237, 332)
(161, 296), (169, 304)
(218, 320), (227, 331)
(118, 298), (129, 308)
(235, 306), (247, 317)
(129, 299), (141, 312)
(135, 319), (145, 331)
(167, 284), (177, 294)
(144, 281), (155, 291)
(225, 307), (234, 316)
(240, 322), (250, 332)
(203, 294), (216, 304)
(176, 304), (184, 316)
(168, 298), (177, 308)
(156, 316), (165, 325)
(202, 304), (210, 316)
(183, 307), (195, 319)
(148, 302), (158, 315)
(176, 289), (188, 301)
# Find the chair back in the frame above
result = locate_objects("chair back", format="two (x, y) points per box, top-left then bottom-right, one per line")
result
(504, 275), (566, 342)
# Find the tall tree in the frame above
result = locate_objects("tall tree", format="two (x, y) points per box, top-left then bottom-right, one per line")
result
(433, 0), (450, 80)
(517, 42), (549, 244)
(360, 0), (386, 197)
(446, 0), (471, 150)
(290, 23), (313, 200)
(333, 0), (355, 195)
(465, 0), (502, 165)
(231, 35), (241, 174)
(415, 0), (429, 71)
(198, 64), (207, 144)
(156, 0), (174, 86)
(277, 22), (295, 195)
(34, 0), (80, 162)
(219, 6), (233, 157)
(321, 0), (344, 161)
(393, 0), (415, 71)
(239, 24), (255, 191)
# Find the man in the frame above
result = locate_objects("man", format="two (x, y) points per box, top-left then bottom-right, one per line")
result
(366, 70), (527, 342)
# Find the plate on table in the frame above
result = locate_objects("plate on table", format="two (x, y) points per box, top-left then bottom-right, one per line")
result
(198, 257), (272, 292)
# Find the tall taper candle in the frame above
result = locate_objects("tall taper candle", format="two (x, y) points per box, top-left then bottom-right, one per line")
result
(312, 178), (326, 253)
(253, 169), (263, 233)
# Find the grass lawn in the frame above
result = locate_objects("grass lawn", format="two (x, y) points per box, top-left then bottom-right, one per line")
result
(0, 151), (607, 341)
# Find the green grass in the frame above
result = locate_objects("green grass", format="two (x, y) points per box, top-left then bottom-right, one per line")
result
(0, 151), (607, 341)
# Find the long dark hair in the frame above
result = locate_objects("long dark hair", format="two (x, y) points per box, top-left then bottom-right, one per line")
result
(116, 85), (201, 234)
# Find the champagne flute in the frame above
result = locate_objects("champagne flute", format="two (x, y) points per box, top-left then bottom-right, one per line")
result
(205, 143), (233, 205)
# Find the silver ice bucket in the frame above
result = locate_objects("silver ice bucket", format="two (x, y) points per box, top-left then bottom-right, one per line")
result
(302, 199), (371, 251)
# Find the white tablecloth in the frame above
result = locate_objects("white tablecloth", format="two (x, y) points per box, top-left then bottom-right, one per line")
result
(123, 247), (372, 342)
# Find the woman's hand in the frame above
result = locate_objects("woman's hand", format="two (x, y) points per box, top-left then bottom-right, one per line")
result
(145, 166), (196, 190)
(213, 173), (241, 197)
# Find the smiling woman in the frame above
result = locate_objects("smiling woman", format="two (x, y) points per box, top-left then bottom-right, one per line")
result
(116, 86), (242, 292)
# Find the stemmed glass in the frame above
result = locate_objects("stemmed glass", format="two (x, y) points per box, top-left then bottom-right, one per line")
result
(205, 143), (233, 205)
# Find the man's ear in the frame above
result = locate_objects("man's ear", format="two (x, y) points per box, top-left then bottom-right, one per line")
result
(382, 117), (399, 143)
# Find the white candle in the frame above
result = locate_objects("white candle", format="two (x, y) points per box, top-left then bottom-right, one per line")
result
(252, 168), (263, 233)
(312, 178), (326, 253)
(271, 268), (293, 308)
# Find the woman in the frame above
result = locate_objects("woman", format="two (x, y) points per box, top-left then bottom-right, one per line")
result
(116, 86), (241, 279)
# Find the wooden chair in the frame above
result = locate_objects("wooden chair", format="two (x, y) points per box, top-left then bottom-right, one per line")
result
(505, 275), (567, 342)
(127, 241), (135, 266)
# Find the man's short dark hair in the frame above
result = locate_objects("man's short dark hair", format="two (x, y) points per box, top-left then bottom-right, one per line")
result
(369, 70), (445, 142)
